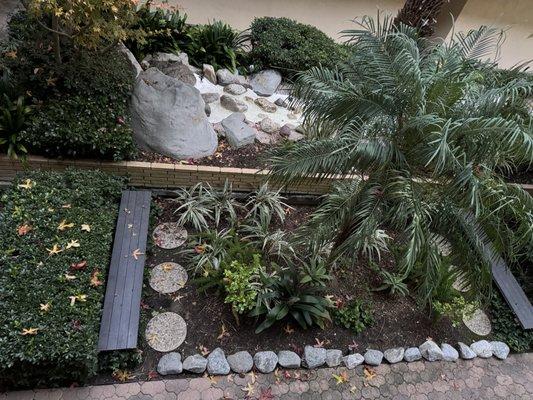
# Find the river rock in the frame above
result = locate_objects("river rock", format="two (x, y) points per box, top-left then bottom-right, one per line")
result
(254, 98), (277, 113)
(227, 351), (253, 374)
(250, 69), (282, 96)
(202, 92), (220, 104)
(441, 343), (459, 361)
(183, 354), (207, 373)
(163, 63), (196, 85)
(419, 340), (443, 362)
(304, 346), (326, 368)
(383, 348), (404, 364)
(131, 68), (217, 159)
(326, 349), (343, 367)
(224, 83), (247, 95)
(288, 131), (305, 142)
(260, 117), (280, 134)
(207, 348), (230, 375)
(157, 352), (182, 375)
(221, 113), (256, 148)
(404, 347), (422, 362)
(216, 68), (248, 86)
(490, 341), (510, 360)
(470, 340), (493, 358)
(275, 97), (289, 107)
(254, 351), (278, 373)
(277, 351), (301, 369)
(203, 64), (217, 84)
(458, 342), (477, 360)
(342, 353), (364, 369)
(364, 349), (383, 366)
(220, 94), (248, 112)
(279, 123), (296, 137)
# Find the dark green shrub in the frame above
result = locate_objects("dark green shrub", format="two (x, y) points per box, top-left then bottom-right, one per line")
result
(333, 300), (373, 334)
(249, 17), (348, 76)
(0, 169), (125, 388)
(491, 292), (533, 352)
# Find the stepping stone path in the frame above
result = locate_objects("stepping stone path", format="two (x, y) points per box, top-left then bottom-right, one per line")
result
(146, 312), (187, 352)
(149, 262), (188, 294)
(153, 223), (188, 249)
(463, 308), (492, 336)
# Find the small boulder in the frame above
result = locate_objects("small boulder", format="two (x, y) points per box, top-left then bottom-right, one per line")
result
(260, 117), (280, 134)
(404, 347), (422, 362)
(254, 351), (278, 373)
(207, 347), (230, 375)
(326, 349), (343, 367)
(419, 340), (443, 362)
(470, 340), (492, 358)
(458, 342), (477, 360)
(146, 52), (189, 70)
(224, 83), (247, 95)
(383, 348), (404, 364)
(250, 69), (282, 96)
(255, 130), (274, 144)
(157, 352), (182, 375)
(221, 94), (248, 112)
(117, 43), (142, 78)
(490, 341), (510, 360)
(183, 354), (207, 373)
(277, 351), (301, 369)
(221, 113), (256, 148)
(364, 349), (383, 366)
(441, 343), (459, 362)
(163, 63), (196, 85)
(254, 98), (277, 113)
(203, 64), (217, 84)
(288, 131), (305, 142)
(227, 351), (253, 374)
(279, 123), (296, 137)
(202, 92), (220, 104)
(304, 345), (326, 369)
(216, 68), (248, 86)
(274, 97), (289, 107)
(342, 353), (364, 369)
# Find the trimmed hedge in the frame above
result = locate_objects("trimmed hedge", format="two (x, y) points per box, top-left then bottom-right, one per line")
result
(249, 17), (349, 76)
(0, 170), (124, 388)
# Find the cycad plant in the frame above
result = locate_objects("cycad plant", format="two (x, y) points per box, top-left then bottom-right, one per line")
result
(269, 15), (533, 304)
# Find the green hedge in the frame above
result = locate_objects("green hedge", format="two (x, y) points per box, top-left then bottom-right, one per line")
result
(0, 170), (124, 388)
(249, 17), (349, 76)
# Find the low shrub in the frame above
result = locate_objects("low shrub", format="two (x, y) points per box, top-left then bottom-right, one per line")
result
(0, 169), (124, 388)
(333, 300), (373, 334)
(490, 292), (533, 352)
(249, 17), (349, 76)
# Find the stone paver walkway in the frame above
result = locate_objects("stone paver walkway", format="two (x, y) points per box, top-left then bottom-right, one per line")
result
(2, 353), (532, 399)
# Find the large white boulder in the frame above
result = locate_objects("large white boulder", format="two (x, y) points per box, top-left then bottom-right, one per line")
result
(131, 68), (217, 159)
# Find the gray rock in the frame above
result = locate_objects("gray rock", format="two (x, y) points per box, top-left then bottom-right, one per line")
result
(253, 351), (278, 373)
(304, 345), (326, 369)
(221, 113), (256, 148)
(363, 349), (383, 366)
(274, 97), (289, 107)
(157, 352), (182, 375)
(204, 103), (211, 117)
(207, 347), (230, 375)
(288, 131), (305, 142)
(458, 342), (477, 360)
(277, 351), (301, 369)
(224, 83), (247, 95)
(383, 348), (404, 364)
(183, 354), (207, 373)
(145, 52), (189, 70)
(131, 68), (217, 160)
(227, 351), (253, 374)
(203, 64), (217, 84)
(490, 341), (510, 360)
(470, 340), (492, 358)
(216, 68), (248, 86)
(279, 123), (296, 137)
(287, 112), (298, 120)
(441, 343), (459, 361)
(201, 92), (220, 104)
(259, 117), (280, 134)
(220, 94), (248, 112)
(419, 340), (443, 362)
(163, 63), (196, 86)
(342, 353), (364, 369)
(326, 349), (343, 367)
(255, 130), (274, 144)
(404, 347), (422, 362)
(250, 69), (282, 96)
(254, 98), (277, 113)
(117, 43), (142, 78)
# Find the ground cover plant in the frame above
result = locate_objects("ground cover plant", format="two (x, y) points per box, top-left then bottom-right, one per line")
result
(0, 169), (124, 388)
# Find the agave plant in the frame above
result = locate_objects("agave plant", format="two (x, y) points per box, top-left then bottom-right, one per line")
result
(269, 15), (533, 303)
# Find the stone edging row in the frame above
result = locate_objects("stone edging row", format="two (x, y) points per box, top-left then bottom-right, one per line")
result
(156, 339), (510, 377)
(1, 155), (532, 196)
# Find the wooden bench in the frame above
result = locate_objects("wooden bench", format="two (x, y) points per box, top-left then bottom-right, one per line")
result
(98, 190), (152, 351)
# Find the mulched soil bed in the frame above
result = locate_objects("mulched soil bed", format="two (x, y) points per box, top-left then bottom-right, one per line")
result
(96, 197), (473, 382)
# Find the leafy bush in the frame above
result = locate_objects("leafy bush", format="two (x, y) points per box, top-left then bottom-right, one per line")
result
(0, 94), (31, 158)
(333, 300), (373, 334)
(223, 255), (262, 314)
(491, 292), (533, 352)
(432, 296), (478, 328)
(249, 17), (348, 76)
(0, 169), (124, 388)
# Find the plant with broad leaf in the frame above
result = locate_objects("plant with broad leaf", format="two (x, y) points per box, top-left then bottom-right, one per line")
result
(269, 15), (533, 304)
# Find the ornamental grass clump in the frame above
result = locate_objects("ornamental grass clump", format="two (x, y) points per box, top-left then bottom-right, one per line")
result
(269, 15), (533, 304)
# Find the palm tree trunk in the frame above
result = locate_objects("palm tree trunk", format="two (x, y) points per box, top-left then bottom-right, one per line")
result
(396, 0), (446, 36)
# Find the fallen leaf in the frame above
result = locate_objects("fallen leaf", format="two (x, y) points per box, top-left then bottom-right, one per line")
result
(314, 338), (325, 348)
(17, 179), (34, 189)
(258, 388), (274, 400)
(112, 370), (133, 382)
(90, 269), (103, 287)
(241, 382), (254, 396)
(18, 224), (32, 236)
(64, 274), (77, 280)
(66, 239), (80, 249)
(198, 345), (210, 356)
(217, 323), (230, 340)
(70, 260), (87, 271)
(81, 224), (91, 232)
(69, 294), (87, 306)
(364, 366), (376, 381)
(21, 327), (39, 335)
(47, 244), (63, 255)
(132, 248), (144, 260)
(57, 220), (75, 231)
(162, 263), (175, 272)
(39, 303), (51, 312)
(348, 340), (359, 351)
(194, 244), (206, 254)
(5, 50), (17, 59)
(147, 370), (158, 380)
(350, 385), (358, 393)
(249, 370), (257, 384)
(332, 371), (349, 385)
(71, 320), (82, 331)
(61, 204), (71, 209)
(284, 324), (294, 335)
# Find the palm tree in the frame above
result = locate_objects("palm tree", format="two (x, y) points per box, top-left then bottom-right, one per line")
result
(269, 15), (533, 303)
(395, 0), (446, 36)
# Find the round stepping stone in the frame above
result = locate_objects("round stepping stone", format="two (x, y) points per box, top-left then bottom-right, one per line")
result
(153, 223), (188, 249)
(145, 312), (187, 352)
(463, 308), (491, 336)
(150, 262), (188, 294)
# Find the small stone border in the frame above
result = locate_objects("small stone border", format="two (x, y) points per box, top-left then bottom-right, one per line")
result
(156, 339), (511, 376)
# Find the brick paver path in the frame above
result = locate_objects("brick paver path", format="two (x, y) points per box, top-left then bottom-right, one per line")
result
(2, 353), (532, 399)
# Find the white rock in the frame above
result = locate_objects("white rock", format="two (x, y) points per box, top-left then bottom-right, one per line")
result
(203, 64), (217, 84)
(490, 341), (510, 360)
(221, 113), (256, 148)
(363, 349), (383, 366)
(250, 69), (282, 96)
(325, 349), (343, 367)
(458, 342), (477, 360)
(383, 348), (404, 364)
(342, 353), (364, 369)
(470, 340), (493, 358)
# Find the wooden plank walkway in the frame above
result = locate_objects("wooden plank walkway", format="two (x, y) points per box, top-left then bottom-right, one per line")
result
(98, 190), (152, 351)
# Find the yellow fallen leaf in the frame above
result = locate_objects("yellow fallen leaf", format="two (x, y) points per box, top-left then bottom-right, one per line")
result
(40, 303), (51, 312)
(241, 383), (254, 396)
(333, 371), (349, 385)
(17, 224), (32, 236)
(57, 220), (75, 231)
(21, 327), (39, 335)
(162, 263), (175, 272)
(69, 294), (87, 306)
(364, 366), (376, 381)
(112, 370), (134, 382)
(17, 179), (34, 189)
(132, 248), (144, 260)
(217, 323), (230, 340)
(81, 224), (91, 232)
(47, 244), (63, 255)
(90, 269), (103, 287)
(66, 240), (80, 249)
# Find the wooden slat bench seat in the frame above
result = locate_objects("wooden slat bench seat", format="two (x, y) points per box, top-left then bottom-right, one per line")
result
(98, 190), (152, 351)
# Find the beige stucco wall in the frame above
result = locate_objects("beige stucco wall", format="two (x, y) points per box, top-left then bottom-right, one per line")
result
(172, 0), (404, 40)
